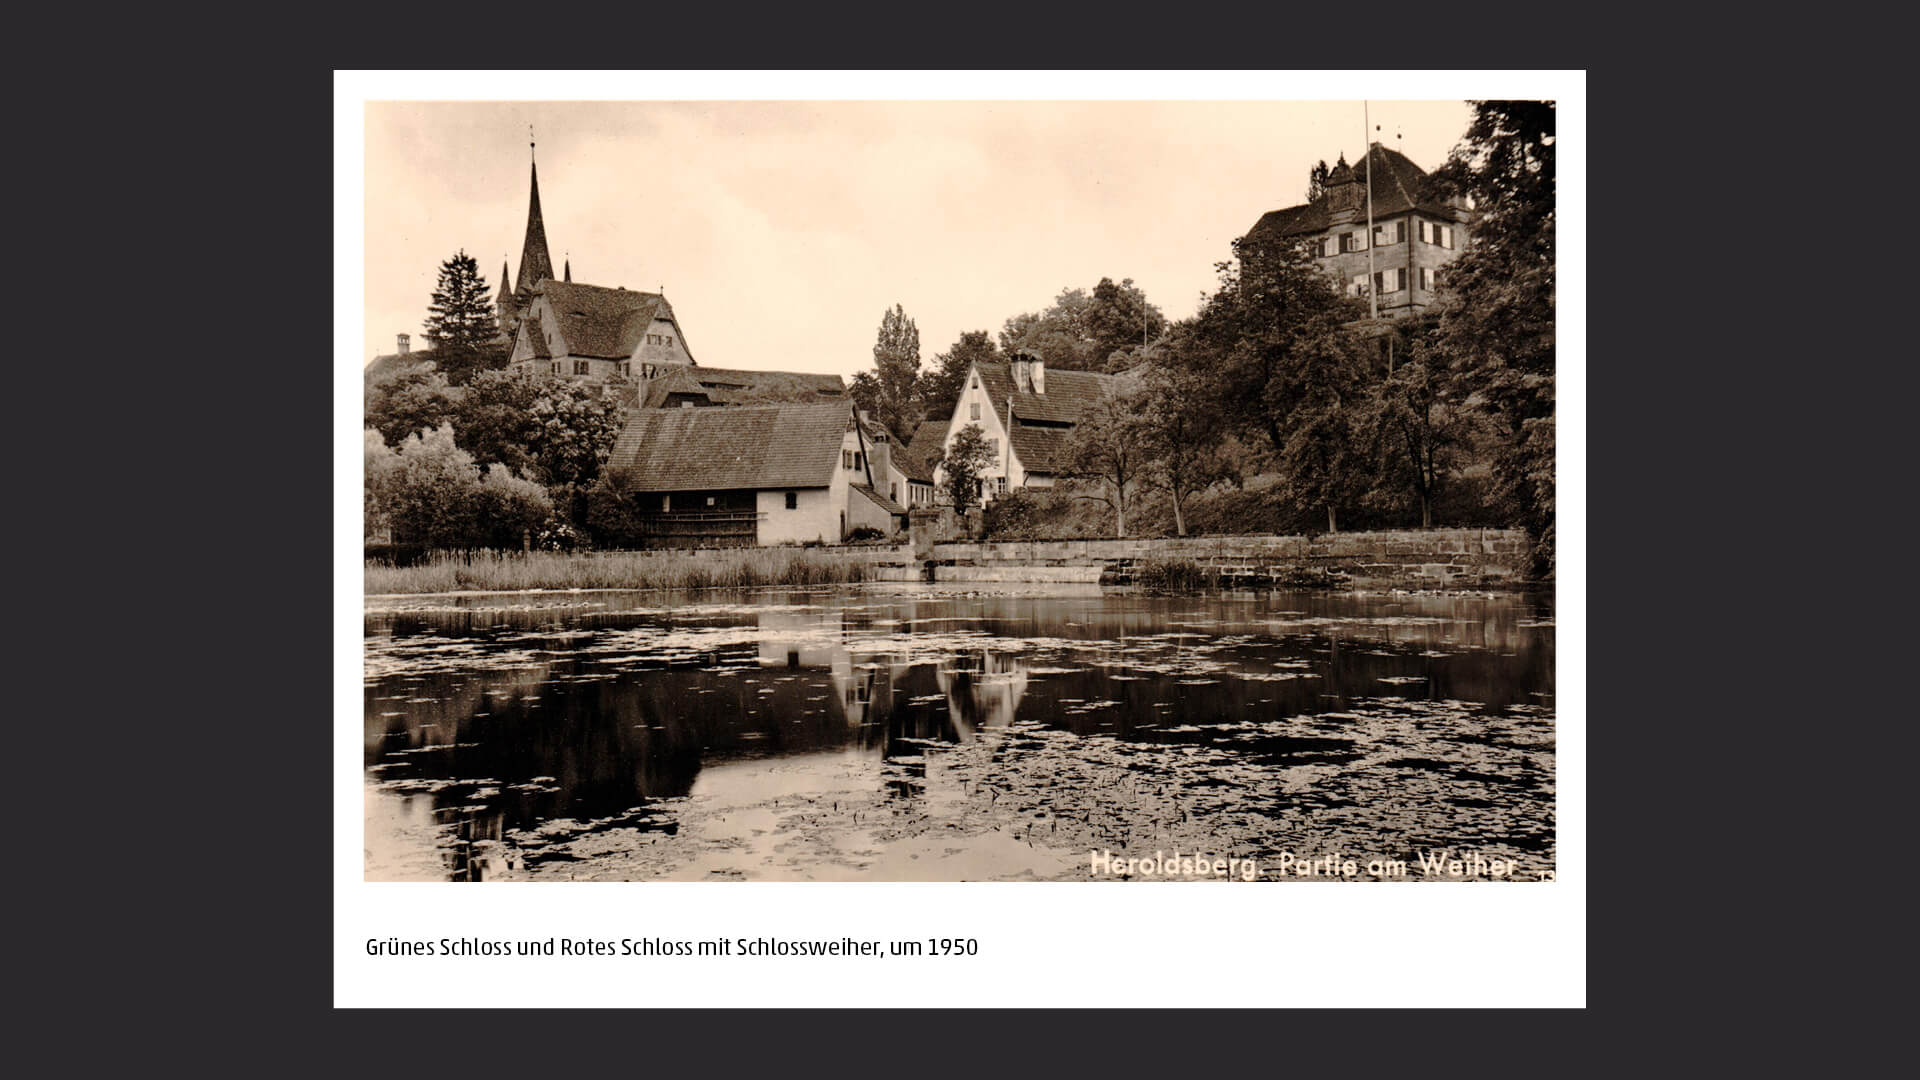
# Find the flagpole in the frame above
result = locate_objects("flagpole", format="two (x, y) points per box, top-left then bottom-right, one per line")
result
(1364, 101), (1376, 320)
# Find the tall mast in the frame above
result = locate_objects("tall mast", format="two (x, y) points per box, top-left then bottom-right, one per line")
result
(1364, 101), (1376, 320)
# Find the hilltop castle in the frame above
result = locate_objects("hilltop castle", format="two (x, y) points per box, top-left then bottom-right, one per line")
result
(1245, 142), (1473, 317)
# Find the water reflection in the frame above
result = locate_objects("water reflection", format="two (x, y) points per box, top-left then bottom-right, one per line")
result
(365, 587), (1554, 881)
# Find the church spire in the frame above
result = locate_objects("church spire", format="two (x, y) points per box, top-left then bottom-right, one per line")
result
(513, 133), (554, 295)
(564, 255), (571, 282)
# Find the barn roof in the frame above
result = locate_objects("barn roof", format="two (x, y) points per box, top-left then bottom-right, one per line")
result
(607, 401), (852, 492)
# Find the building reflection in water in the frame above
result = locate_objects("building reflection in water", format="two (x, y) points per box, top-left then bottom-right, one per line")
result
(366, 588), (1548, 880)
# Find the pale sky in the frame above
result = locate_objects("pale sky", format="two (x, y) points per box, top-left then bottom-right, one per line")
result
(362, 99), (1473, 375)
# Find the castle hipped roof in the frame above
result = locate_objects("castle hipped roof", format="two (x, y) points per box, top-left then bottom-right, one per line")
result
(608, 401), (853, 492)
(1248, 144), (1459, 242)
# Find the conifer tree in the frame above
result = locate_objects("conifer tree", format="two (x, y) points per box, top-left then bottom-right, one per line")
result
(423, 250), (498, 383)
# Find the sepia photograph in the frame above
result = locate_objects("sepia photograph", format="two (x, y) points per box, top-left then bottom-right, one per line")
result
(360, 94), (1558, 885)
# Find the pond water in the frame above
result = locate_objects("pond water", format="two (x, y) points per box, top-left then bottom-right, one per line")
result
(364, 584), (1554, 882)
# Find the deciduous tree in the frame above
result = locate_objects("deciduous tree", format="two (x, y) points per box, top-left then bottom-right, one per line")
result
(365, 368), (460, 447)
(932, 423), (996, 516)
(854, 304), (923, 441)
(1062, 388), (1151, 537)
(1426, 100), (1556, 570)
(1137, 362), (1233, 537)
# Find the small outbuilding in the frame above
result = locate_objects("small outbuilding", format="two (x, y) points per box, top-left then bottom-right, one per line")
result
(605, 400), (905, 546)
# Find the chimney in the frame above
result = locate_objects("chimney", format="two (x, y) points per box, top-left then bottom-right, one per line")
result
(1011, 353), (1032, 392)
(1031, 357), (1045, 395)
(870, 434), (892, 491)
(396, 333), (410, 355)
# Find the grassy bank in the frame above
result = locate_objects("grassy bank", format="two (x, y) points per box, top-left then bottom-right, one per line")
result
(366, 547), (878, 595)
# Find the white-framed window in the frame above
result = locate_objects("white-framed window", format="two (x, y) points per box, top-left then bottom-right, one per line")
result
(1373, 268), (1406, 295)
(970, 402), (981, 420)
(1373, 220), (1405, 246)
(1349, 274), (1369, 297)
(994, 477), (1008, 495)
(1419, 220), (1432, 244)
(573, 360), (589, 375)
(842, 450), (853, 470)
(1318, 236), (1335, 258)
(1340, 230), (1368, 253)
(1420, 266), (1437, 291)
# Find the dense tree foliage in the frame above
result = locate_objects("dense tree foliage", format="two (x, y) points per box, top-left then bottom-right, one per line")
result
(364, 425), (551, 549)
(1306, 159), (1330, 202)
(1425, 100), (1556, 570)
(999, 277), (1166, 373)
(1180, 235), (1368, 460)
(366, 368), (459, 447)
(918, 330), (998, 418)
(452, 368), (626, 488)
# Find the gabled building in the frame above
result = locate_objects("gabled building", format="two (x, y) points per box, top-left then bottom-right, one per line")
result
(605, 400), (905, 546)
(932, 353), (1132, 503)
(1245, 142), (1472, 316)
(507, 279), (696, 381)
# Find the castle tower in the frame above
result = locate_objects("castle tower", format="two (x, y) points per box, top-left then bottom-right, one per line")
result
(1324, 154), (1363, 217)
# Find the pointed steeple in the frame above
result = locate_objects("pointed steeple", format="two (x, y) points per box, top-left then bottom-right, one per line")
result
(513, 138), (554, 295)
(564, 255), (571, 282)
(497, 260), (511, 301)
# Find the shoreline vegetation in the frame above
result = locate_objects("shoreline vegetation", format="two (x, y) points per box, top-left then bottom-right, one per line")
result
(365, 547), (875, 595)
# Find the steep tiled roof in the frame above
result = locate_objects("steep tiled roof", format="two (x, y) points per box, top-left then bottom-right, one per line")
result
(688, 366), (845, 404)
(607, 401), (852, 492)
(889, 441), (935, 483)
(974, 360), (1122, 427)
(1247, 145), (1458, 244)
(520, 314), (552, 360)
(853, 484), (907, 515)
(908, 420), (949, 457)
(538, 280), (664, 359)
(968, 360), (1141, 475)
(637, 364), (711, 409)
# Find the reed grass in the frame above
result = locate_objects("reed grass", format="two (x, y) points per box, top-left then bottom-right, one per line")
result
(1131, 557), (1221, 591)
(365, 547), (879, 595)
